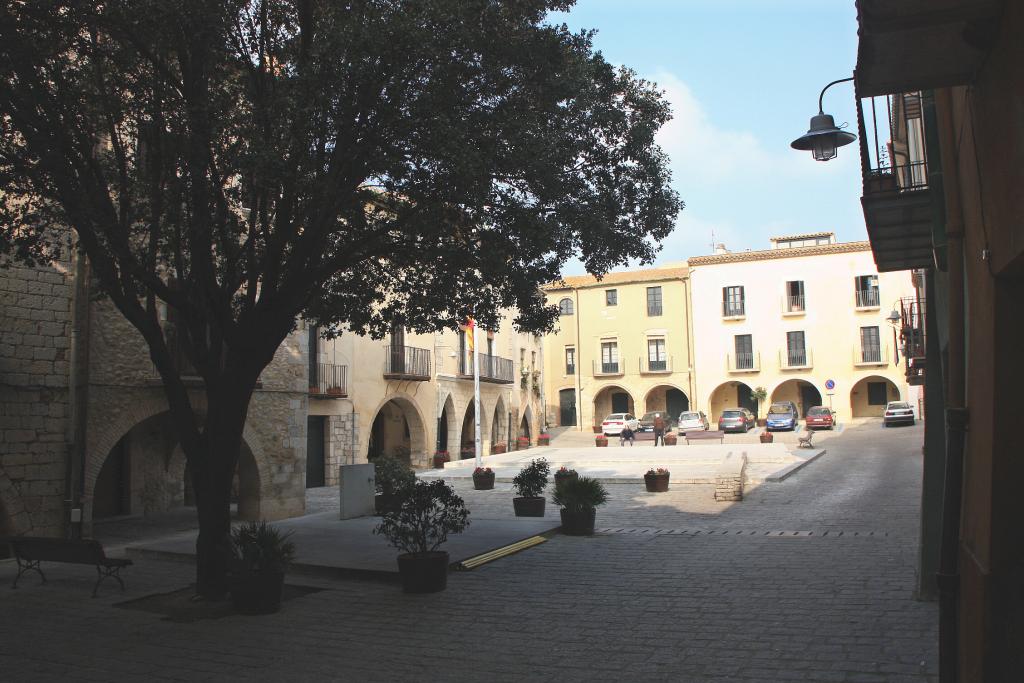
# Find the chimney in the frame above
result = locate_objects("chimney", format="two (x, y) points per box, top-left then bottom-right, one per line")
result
(714, 243), (730, 255)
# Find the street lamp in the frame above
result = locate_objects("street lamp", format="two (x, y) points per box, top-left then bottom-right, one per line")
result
(790, 76), (857, 161)
(886, 307), (902, 365)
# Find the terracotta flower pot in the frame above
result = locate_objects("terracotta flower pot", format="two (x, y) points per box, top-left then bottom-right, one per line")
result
(473, 471), (495, 490)
(517, 437), (530, 449)
(492, 443), (507, 454)
(664, 433), (677, 446)
(560, 508), (597, 536)
(397, 551), (449, 593)
(538, 435), (550, 446)
(459, 449), (474, 461)
(760, 432), (774, 443)
(595, 437), (608, 448)
(513, 496), (546, 517)
(433, 454), (450, 469)
(592, 426), (602, 434)
(644, 473), (670, 493)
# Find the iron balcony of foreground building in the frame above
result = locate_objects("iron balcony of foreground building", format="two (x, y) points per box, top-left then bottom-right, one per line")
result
(459, 353), (514, 384)
(309, 363), (348, 398)
(383, 344), (431, 381)
(898, 295), (926, 386)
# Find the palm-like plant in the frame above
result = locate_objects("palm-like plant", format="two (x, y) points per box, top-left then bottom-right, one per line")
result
(552, 476), (609, 513)
(229, 521), (296, 575)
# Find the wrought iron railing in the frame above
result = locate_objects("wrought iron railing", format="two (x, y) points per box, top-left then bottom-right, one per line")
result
(855, 346), (888, 365)
(383, 345), (431, 379)
(728, 352), (758, 372)
(640, 357), (671, 373)
(785, 295), (806, 313)
(309, 362), (347, 397)
(722, 300), (745, 317)
(565, 363), (575, 375)
(460, 353), (514, 383)
(857, 91), (930, 195)
(783, 349), (810, 368)
(856, 289), (880, 308)
(593, 359), (621, 375)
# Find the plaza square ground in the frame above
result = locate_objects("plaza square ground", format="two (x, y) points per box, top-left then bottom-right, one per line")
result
(0, 419), (937, 682)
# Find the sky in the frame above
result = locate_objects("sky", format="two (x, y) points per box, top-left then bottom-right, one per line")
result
(549, 0), (863, 274)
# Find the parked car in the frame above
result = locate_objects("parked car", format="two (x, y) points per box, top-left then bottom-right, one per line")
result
(637, 411), (674, 433)
(883, 401), (915, 427)
(805, 406), (835, 430)
(765, 401), (799, 431)
(718, 408), (755, 433)
(601, 413), (639, 436)
(677, 411), (709, 433)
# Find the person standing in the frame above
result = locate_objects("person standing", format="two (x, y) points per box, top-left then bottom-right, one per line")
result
(653, 413), (666, 447)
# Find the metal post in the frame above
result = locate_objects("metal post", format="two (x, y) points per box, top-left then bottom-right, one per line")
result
(473, 327), (482, 468)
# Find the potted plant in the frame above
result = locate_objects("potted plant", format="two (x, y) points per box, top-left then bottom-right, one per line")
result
(751, 386), (768, 426)
(537, 432), (550, 446)
(553, 476), (609, 536)
(664, 431), (678, 446)
(517, 435), (530, 449)
(512, 457), (550, 517)
(595, 434), (608, 447)
(592, 425), (602, 434)
(459, 446), (475, 460)
(644, 467), (670, 493)
(227, 521), (296, 615)
(433, 451), (450, 469)
(554, 466), (578, 487)
(473, 466), (495, 490)
(373, 456), (415, 515)
(492, 441), (507, 454)
(760, 430), (774, 443)
(374, 480), (470, 593)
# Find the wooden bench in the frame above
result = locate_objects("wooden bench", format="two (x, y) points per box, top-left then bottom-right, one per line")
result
(685, 430), (725, 445)
(797, 430), (815, 449)
(5, 537), (133, 597)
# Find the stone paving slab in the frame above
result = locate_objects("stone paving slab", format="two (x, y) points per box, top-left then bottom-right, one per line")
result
(127, 511), (559, 576)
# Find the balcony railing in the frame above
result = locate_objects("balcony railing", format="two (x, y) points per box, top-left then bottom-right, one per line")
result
(309, 362), (348, 398)
(898, 295), (926, 385)
(383, 345), (431, 380)
(784, 295), (806, 314)
(855, 289), (880, 308)
(727, 352), (760, 373)
(565, 363), (575, 376)
(640, 357), (672, 374)
(459, 353), (514, 383)
(854, 346), (888, 366)
(592, 359), (622, 376)
(722, 301), (745, 318)
(780, 348), (812, 370)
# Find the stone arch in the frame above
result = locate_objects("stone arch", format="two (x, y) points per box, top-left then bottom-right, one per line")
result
(769, 378), (824, 417)
(458, 397), (491, 455)
(367, 394), (429, 467)
(490, 394), (508, 446)
(643, 384), (690, 422)
(592, 384), (636, 428)
(438, 392), (458, 455)
(708, 381), (757, 423)
(0, 466), (31, 537)
(850, 375), (902, 417)
(519, 404), (533, 441)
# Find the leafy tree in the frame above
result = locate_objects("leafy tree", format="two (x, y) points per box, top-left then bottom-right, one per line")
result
(0, 0), (682, 596)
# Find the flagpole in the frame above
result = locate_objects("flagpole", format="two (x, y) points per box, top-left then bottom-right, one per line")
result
(473, 323), (482, 468)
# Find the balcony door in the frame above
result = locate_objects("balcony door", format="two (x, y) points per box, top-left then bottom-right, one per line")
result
(390, 324), (405, 374)
(734, 334), (753, 369)
(647, 338), (667, 371)
(861, 326), (881, 362)
(601, 341), (619, 374)
(787, 331), (806, 367)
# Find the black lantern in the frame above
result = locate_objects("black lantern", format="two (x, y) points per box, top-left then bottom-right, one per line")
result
(790, 77), (857, 161)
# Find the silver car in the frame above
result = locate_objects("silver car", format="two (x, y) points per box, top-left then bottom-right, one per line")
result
(677, 411), (709, 433)
(883, 401), (915, 427)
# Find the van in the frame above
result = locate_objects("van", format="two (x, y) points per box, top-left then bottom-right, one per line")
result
(765, 401), (799, 431)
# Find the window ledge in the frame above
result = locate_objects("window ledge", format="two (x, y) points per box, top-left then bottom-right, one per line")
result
(727, 367), (760, 374)
(855, 305), (881, 312)
(853, 359), (888, 367)
(722, 314), (746, 321)
(782, 310), (806, 317)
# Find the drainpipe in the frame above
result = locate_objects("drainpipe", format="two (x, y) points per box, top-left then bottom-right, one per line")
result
(574, 288), (583, 430)
(65, 245), (91, 539)
(934, 87), (968, 683)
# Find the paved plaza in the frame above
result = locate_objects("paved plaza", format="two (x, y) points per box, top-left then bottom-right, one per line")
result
(0, 419), (937, 682)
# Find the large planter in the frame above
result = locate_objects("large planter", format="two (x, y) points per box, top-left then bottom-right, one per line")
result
(228, 570), (285, 615)
(459, 449), (474, 461)
(375, 492), (402, 515)
(397, 551), (449, 594)
(759, 431), (774, 443)
(644, 473), (670, 493)
(560, 508), (597, 536)
(433, 453), (450, 469)
(492, 443), (507, 454)
(513, 496), (546, 517)
(473, 471), (495, 490)
(592, 425), (602, 434)
(595, 437), (608, 448)
(554, 471), (579, 488)
(663, 433), (678, 446)
(517, 437), (530, 449)
(756, 418), (767, 427)
(537, 434), (550, 446)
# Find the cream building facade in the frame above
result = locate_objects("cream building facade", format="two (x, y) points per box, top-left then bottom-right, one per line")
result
(542, 267), (695, 431)
(688, 234), (918, 424)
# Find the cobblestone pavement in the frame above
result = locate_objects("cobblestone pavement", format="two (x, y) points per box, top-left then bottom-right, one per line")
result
(1, 420), (936, 682)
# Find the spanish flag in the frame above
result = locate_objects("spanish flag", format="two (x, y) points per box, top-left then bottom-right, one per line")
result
(465, 317), (475, 351)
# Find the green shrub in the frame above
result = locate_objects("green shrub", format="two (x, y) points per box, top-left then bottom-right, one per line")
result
(229, 521), (296, 575)
(552, 476), (609, 513)
(512, 457), (550, 498)
(372, 455), (415, 496)
(374, 480), (470, 555)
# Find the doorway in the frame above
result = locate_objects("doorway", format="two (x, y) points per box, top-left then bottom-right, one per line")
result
(306, 416), (325, 488)
(559, 389), (577, 426)
(611, 392), (630, 414)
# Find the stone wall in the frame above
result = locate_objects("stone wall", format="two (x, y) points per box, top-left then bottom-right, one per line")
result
(0, 257), (74, 537)
(714, 452), (747, 502)
(325, 412), (359, 486)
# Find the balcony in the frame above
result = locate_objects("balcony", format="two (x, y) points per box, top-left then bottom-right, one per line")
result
(459, 353), (514, 384)
(898, 295), (926, 386)
(639, 357), (672, 374)
(854, 346), (889, 367)
(855, 288), (881, 309)
(856, 90), (936, 272)
(383, 345), (431, 381)
(309, 362), (348, 398)
(592, 359), (623, 377)
(780, 349), (813, 370)
(727, 352), (760, 373)
(722, 301), (745, 319)
(783, 295), (806, 316)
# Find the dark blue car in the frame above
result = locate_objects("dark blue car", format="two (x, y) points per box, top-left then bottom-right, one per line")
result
(765, 401), (799, 431)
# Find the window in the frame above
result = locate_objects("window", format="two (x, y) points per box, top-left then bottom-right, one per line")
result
(785, 281), (805, 312)
(855, 275), (880, 307)
(531, 351), (536, 370)
(558, 298), (574, 315)
(565, 347), (576, 375)
(786, 331), (806, 367)
(734, 334), (753, 369)
(647, 338), (667, 371)
(646, 286), (663, 316)
(860, 326), (881, 362)
(600, 341), (619, 374)
(605, 289), (617, 306)
(723, 286), (745, 317)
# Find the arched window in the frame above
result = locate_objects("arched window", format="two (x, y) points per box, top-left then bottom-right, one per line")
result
(558, 298), (574, 315)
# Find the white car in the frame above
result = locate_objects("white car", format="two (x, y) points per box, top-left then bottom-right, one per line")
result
(601, 413), (639, 436)
(677, 410), (709, 433)
(883, 401), (915, 427)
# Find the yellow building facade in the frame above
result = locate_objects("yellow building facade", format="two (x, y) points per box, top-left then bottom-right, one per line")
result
(542, 267), (695, 431)
(688, 234), (919, 424)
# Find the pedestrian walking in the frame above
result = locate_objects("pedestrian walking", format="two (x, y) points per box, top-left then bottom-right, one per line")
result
(619, 425), (635, 447)
(653, 413), (666, 446)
